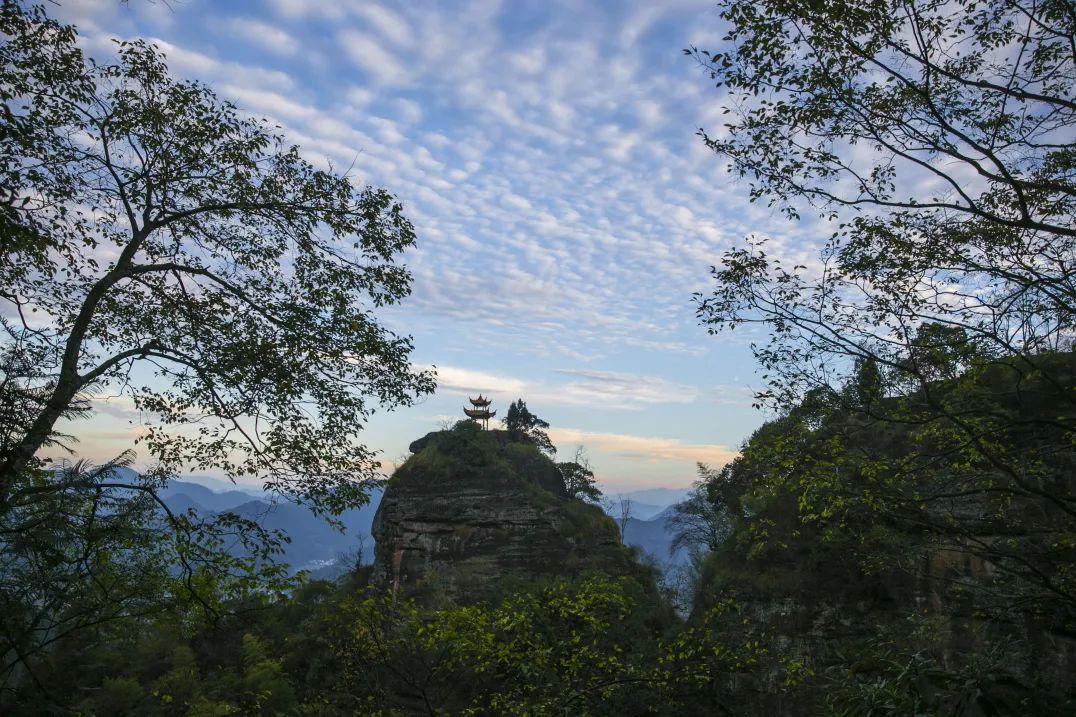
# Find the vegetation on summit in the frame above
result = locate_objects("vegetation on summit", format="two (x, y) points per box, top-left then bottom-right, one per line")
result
(557, 446), (603, 502)
(503, 397), (556, 455)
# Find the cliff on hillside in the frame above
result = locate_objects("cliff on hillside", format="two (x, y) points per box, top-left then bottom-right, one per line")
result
(685, 354), (1076, 715)
(371, 422), (645, 600)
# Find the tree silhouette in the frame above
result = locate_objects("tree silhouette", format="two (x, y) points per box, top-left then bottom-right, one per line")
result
(503, 399), (555, 455)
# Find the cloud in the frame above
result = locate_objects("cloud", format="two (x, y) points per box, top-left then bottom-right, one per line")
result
(509, 46), (546, 75)
(355, 4), (412, 46)
(395, 98), (423, 123)
(67, 0), (790, 380)
(56, 0), (779, 481)
(430, 365), (702, 411)
(218, 84), (317, 122)
(554, 369), (699, 406)
(267, 0), (346, 21)
(549, 427), (737, 467)
(338, 30), (409, 85)
(85, 394), (142, 420)
(433, 366), (529, 397)
(708, 383), (758, 408)
(222, 17), (299, 56)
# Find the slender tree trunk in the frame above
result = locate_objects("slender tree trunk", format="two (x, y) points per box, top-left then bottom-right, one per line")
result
(0, 375), (82, 505)
(0, 231), (146, 504)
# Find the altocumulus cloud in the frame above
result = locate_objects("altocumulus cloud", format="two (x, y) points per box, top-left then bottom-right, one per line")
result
(433, 365), (700, 411)
(48, 0), (809, 485)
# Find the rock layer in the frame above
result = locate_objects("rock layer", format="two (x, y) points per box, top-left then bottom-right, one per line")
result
(371, 425), (637, 599)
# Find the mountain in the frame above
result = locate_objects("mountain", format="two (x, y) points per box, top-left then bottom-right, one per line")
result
(158, 492), (212, 515)
(651, 503), (679, 521)
(227, 497), (379, 569)
(157, 481), (381, 573)
(612, 487), (691, 509)
(609, 499), (665, 520)
(179, 475), (264, 497)
(372, 424), (655, 601)
(621, 510), (687, 566)
(160, 480), (267, 513)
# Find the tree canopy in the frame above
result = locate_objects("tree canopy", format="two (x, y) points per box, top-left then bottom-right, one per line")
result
(0, 1), (433, 692)
(503, 398), (556, 455)
(691, 0), (1076, 633)
(2, 0), (1074, 712)
(0, 3), (434, 512)
(557, 447), (602, 502)
(667, 464), (732, 558)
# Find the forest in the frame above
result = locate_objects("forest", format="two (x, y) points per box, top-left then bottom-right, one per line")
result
(1, 0), (1074, 714)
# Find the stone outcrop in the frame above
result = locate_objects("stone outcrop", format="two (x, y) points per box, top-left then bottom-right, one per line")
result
(371, 424), (640, 600)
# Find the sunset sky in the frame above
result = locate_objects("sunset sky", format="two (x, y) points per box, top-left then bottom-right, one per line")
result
(53, 0), (830, 492)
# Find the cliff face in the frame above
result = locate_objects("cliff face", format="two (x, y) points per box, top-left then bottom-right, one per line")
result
(689, 519), (1076, 715)
(371, 424), (640, 600)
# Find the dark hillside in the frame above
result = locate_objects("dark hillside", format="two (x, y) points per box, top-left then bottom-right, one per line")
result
(689, 353), (1076, 714)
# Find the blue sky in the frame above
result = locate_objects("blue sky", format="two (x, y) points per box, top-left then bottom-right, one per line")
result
(56, 0), (829, 492)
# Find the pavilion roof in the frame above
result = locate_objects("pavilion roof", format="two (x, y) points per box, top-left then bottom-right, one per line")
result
(463, 407), (496, 419)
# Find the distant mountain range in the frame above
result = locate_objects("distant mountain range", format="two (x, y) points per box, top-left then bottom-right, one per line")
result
(605, 488), (692, 520)
(620, 506), (689, 567)
(613, 487), (691, 506)
(88, 469), (380, 577)
(159, 481), (381, 573)
(597, 488), (690, 564)
(99, 469), (687, 578)
(159, 480), (266, 513)
(175, 475), (264, 497)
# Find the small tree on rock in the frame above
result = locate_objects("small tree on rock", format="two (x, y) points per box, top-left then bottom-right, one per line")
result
(503, 399), (555, 455)
(557, 447), (601, 502)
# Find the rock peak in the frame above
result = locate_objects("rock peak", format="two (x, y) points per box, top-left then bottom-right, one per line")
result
(371, 423), (640, 600)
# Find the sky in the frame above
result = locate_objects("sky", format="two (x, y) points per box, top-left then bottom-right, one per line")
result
(53, 0), (831, 492)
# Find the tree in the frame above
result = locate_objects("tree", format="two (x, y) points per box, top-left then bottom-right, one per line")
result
(0, 454), (294, 695)
(0, 2), (432, 694)
(690, 0), (1075, 401)
(0, 3), (434, 512)
(684, 375), (1076, 712)
(503, 399), (555, 455)
(605, 495), (632, 536)
(1, 5), (428, 505)
(667, 464), (731, 558)
(691, 0), (1076, 629)
(847, 356), (883, 410)
(556, 447), (601, 501)
(689, 0), (1074, 238)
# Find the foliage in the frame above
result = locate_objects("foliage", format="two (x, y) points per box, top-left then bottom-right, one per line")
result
(333, 575), (659, 715)
(557, 446), (602, 501)
(0, 2), (434, 509)
(0, 1), (432, 695)
(693, 0), (1075, 417)
(689, 0), (1074, 237)
(691, 0), (1076, 657)
(503, 398), (556, 455)
(396, 419), (555, 498)
(822, 616), (1057, 717)
(0, 454), (295, 697)
(2, 568), (770, 716)
(688, 368), (1076, 712)
(667, 463), (732, 558)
